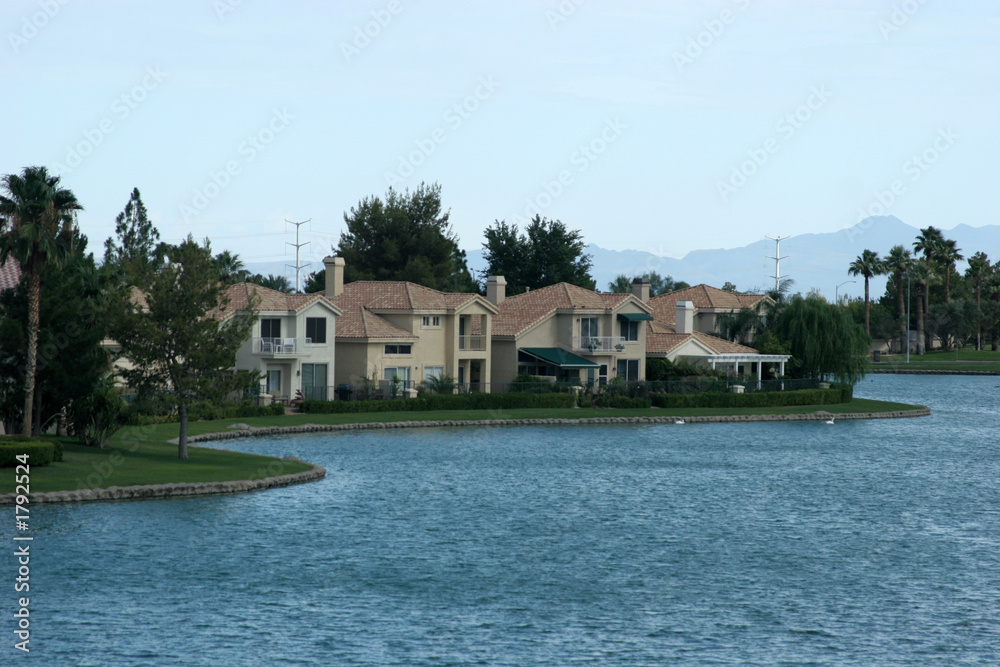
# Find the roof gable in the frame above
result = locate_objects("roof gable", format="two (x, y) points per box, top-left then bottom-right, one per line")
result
(493, 283), (649, 337)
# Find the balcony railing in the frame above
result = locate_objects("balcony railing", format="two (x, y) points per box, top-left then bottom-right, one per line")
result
(572, 336), (628, 353)
(253, 337), (312, 356)
(458, 334), (487, 351)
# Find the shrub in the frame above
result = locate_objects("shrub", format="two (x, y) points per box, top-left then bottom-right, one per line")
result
(650, 387), (847, 409)
(593, 395), (651, 409)
(0, 438), (55, 467)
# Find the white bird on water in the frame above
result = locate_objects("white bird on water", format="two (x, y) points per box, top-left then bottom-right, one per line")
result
(825, 417), (835, 425)
(675, 419), (685, 425)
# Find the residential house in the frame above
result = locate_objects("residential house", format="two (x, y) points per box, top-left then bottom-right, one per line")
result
(488, 276), (654, 387)
(217, 282), (342, 402)
(323, 257), (498, 392)
(646, 283), (772, 339)
(639, 282), (789, 379)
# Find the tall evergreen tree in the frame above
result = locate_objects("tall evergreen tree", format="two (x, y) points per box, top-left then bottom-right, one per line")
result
(336, 182), (474, 291)
(103, 187), (159, 282)
(482, 215), (594, 295)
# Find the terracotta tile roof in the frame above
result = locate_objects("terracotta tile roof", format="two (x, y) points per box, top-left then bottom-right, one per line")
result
(330, 281), (493, 340)
(647, 284), (769, 322)
(0, 258), (20, 291)
(493, 283), (645, 337)
(212, 283), (341, 320)
(645, 324), (760, 356)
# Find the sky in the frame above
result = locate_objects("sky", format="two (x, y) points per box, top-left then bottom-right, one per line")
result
(3, 0), (998, 280)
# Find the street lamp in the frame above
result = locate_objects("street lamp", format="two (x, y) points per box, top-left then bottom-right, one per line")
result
(835, 280), (856, 304)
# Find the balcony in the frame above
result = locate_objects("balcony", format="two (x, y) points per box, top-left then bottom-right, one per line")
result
(572, 336), (628, 353)
(458, 334), (487, 351)
(253, 337), (312, 356)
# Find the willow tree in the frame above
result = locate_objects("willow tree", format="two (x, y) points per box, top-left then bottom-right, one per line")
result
(771, 294), (870, 383)
(0, 166), (83, 436)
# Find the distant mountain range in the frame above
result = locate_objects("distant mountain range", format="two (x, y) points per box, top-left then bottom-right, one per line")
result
(245, 216), (1000, 301)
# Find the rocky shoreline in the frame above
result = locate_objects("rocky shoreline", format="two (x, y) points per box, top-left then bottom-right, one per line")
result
(4, 406), (929, 505)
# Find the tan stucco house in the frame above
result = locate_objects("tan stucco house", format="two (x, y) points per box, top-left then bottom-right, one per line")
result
(323, 257), (498, 392)
(487, 276), (654, 387)
(220, 282), (343, 401)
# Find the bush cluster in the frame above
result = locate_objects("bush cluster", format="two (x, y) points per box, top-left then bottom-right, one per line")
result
(124, 401), (284, 425)
(593, 395), (652, 409)
(651, 386), (850, 409)
(0, 437), (58, 468)
(300, 392), (575, 414)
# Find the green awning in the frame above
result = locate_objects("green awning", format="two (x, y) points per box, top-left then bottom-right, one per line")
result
(520, 347), (600, 369)
(617, 312), (654, 322)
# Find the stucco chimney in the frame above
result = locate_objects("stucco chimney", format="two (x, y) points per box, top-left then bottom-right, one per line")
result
(631, 277), (650, 302)
(486, 275), (506, 305)
(323, 256), (345, 298)
(675, 300), (695, 334)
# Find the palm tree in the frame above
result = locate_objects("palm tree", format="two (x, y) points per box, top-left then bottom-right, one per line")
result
(965, 251), (991, 349)
(938, 238), (963, 305)
(884, 245), (913, 354)
(0, 166), (83, 436)
(213, 249), (249, 284)
(909, 262), (936, 355)
(848, 249), (885, 336)
(913, 226), (944, 351)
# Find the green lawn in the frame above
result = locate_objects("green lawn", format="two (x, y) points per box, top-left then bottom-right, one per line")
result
(874, 348), (1000, 372)
(3, 397), (924, 495)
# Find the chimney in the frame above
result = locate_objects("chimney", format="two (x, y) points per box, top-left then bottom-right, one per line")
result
(486, 275), (506, 305)
(323, 256), (345, 297)
(675, 300), (695, 334)
(631, 276), (650, 302)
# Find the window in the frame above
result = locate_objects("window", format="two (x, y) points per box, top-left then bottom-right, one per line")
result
(260, 318), (281, 339)
(424, 366), (444, 382)
(581, 317), (599, 338)
(302, 364), (328, 400)
(384, 344), (412, 355)
(305, 317), (326, 344)
(620, 320), (639, 342)
(617, 359), (640, 382)
(384, 367), (411, 382)
(266, 369), (281, 394)
(422, 316), (441, 327)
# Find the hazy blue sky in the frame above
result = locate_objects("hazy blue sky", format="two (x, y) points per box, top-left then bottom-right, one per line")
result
(4, 0), (997, 273)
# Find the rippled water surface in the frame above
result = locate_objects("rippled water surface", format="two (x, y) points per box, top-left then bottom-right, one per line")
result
(9, 375), (1000, 665)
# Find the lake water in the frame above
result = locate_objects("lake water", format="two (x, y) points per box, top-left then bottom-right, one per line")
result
(8, 375), (1000, 665)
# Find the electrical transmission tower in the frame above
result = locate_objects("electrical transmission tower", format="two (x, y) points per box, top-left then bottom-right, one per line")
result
(765, 235), (789, 294)
(285, 219), (311, 293)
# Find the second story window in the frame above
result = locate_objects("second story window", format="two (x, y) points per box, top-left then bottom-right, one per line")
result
(306, 317), (326, 343)
(261, 318), (281, 339)
(384, 344), (412, 355)
(621, 320), (639, 342)
(422, 316), (441, 327)
(581, 317), (599, 340)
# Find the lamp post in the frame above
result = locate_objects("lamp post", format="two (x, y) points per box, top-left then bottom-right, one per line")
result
(835, 280), (856, 304)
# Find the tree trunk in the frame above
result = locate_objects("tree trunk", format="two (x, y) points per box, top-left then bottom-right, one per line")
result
(178, 401), (189, 460)
(896, 276), (907, 354)
(31, 384), (42, 436)
(916, 289), (926, 355)
(924, 258), (932, 353)
(22, 262), (41, 437)
(975, 283), (981, 351)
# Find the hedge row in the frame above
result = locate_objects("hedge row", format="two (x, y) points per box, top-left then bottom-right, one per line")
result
(127, 401), (286, 425)
(0, 438), (58, 468)
(593, 395), (652, 409)
(301, 392), (575, 414)
(651, 387), (850, 409)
